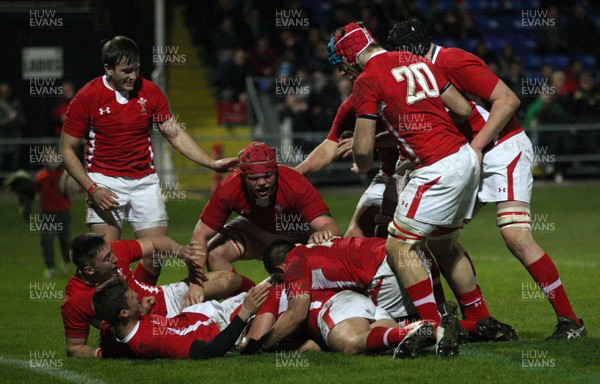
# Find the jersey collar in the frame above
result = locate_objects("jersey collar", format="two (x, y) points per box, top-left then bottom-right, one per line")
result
(102, 75), (130, 105)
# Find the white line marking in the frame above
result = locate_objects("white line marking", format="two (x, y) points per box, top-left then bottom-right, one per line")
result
(0, 355), (108, 384)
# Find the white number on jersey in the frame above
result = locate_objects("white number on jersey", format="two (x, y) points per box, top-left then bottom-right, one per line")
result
(391, 62), (440, 105)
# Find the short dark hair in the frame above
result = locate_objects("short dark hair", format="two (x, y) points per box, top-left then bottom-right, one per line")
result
(102, 36), (140, 68)
(70, 233), (106, 270)
(92, 277), (128, 324)
(263, 240), (294, 276)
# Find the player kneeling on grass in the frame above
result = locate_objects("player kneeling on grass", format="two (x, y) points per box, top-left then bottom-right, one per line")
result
(61, 233), (241, 358)
(92, 277), (270, 359)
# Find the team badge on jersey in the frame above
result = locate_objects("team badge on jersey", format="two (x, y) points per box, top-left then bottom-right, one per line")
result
(138, 98), (148, 116)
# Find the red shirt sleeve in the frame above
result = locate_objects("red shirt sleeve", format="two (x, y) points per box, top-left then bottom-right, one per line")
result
(111, 240), (143, 265)
(256, 283), (283, 316)
(279, 167), (330, 224)
(326, 95), (356, 142)
(199, 174), (238, 231)
(353, 72), (380, 118)
(62, 90), (91, 139)
(149, 82), (172, 123)
(61, 283), (94, 339)
(34, 169), (47, 193)
(441, 48), (499, 99)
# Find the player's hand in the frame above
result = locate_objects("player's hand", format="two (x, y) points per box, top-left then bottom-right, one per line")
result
(213, 157), (239, 172)
(308, 230), (333, 245)
(182, 283), (204, 309)
(180, 242), (207, 281)
(240, 338), (264, 355)
(336, 137), (353, 158)
(140, 296), (156, 314)
(88, 187), (119, 211)
(469, 145), (484, 168)
(238, 283), (271, 321)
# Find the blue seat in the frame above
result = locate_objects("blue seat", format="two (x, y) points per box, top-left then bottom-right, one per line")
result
(575, 54), (596, 70)
(543, 55), (570, 70)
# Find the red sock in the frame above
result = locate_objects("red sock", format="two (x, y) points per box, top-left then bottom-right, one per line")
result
(422, 249), (446, 304)
(365, 327), (410, 351)
(406, 279), (440, 324)
(133, 263), (158, 285)
(526, 253), (579, 324)
(459, 319), (478, 334)
(456, 285), (491, 321)
(229, 274), (256, 296)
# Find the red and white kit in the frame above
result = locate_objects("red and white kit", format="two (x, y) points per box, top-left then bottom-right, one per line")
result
(63, 75), (171, 227)
(430, 45), (533, 203)
(353, 50), (479, 231)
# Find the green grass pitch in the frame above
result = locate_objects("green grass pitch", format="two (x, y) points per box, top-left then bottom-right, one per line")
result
(0, 184), (598, 383)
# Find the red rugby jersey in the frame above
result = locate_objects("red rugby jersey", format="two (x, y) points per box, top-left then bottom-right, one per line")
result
(62, 76), (171, 178)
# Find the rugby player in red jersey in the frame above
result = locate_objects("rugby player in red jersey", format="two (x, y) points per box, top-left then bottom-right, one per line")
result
(187, 142), (342, 306)
(387, 19), (585, 340)
(61, 233), (240, 358)
(59, 36), (237, 247)
(92, 277), (269, 359)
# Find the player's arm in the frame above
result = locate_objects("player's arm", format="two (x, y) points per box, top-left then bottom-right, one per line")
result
(158, 117), (238, 172)
(188, 284), (270, 359)
(308, 215), (342, 244)
(352, 117), (377, 174)
(181, 220), (220, 307)
(440, 84), (472, 122)
(295, 139), (338, 175)
(469, 79), (520, 153)
(59, 132), (118, 210)
(65, 337), (101, 358)
(259, 293), (311, 350)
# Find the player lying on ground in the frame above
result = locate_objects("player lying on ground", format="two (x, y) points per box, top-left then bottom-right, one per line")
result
(388, 19), (585, 339)
(187, 142), (342, 306)
(243, 241), (457, 358)
(61, 233), (240, 358)
(93, 277), (270, 359)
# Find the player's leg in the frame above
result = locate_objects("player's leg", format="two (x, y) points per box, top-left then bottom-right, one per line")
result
(345, 175), (386, 237)
(345, 205), (378, 238)
(497, 200), (585, 339)
(40, 222), (56, 278)
(57, 211), (72, 274)
(483, 132), (584, 338)
(202, 271), (243, 300)
(86, 172), (128, 242)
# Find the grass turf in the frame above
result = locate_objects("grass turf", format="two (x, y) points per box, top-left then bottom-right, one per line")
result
(0, 184), (598, 383)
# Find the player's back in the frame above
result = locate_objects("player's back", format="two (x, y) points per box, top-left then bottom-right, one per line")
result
(354, 51), (467, 166)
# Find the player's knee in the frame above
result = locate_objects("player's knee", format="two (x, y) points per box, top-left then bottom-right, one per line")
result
(496, 206), (531, 231)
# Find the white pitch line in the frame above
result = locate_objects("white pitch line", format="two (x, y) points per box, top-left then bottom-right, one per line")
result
(0, 355), (108, 384)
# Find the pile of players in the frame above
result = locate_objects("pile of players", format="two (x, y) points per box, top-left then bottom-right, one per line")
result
(59, 21), (586, 361)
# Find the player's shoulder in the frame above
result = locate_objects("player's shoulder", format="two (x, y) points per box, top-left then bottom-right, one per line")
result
(214, 170), (243, 194)
(137, 77), (163, 95)
(70, 77), (104, 103)
(436, 46), (485, 69)
(278, 166), (313, 189)
(62, 275), (94, 306)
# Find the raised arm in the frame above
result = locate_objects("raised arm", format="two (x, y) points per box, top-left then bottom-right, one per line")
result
(259, 294), (311, 350)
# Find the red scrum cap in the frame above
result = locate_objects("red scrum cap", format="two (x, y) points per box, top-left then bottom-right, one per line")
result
(333, 22), (377, 68)
(238, 142), (278, 175)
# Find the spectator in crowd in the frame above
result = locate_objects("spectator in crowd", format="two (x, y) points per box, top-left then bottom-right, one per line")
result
(536, 6), (567, 55)
(34, 146), (75, 279)
(563, 59), (582, 95)
(249, 37), (278, 76)
(497, 44), (520, 79)
(0, 82), (25, 172)
(51, 81), (76, 136)
(565, 3), (600, 58)
(566, 72), (600, 121)
(216, 49), (249, 102)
